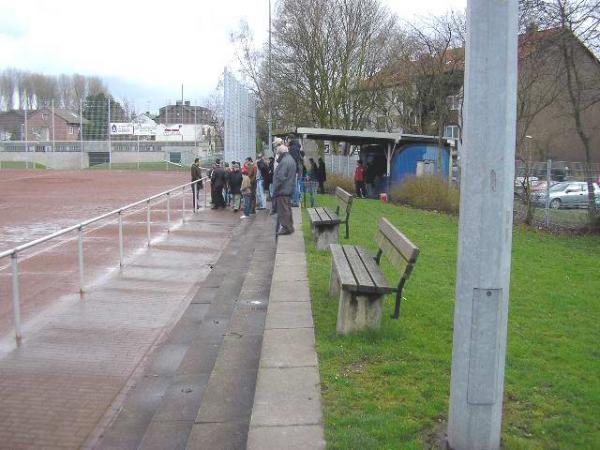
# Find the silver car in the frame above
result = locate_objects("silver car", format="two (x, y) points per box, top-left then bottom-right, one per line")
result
(534, 181), (600, 209)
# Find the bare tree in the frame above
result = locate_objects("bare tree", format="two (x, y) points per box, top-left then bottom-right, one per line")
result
(72, 74), (87, 108)
(515, 26), (563, 223)
(87, 77), (107, 97)
(0, 69), (16, 110)
(533, 0), (600, 224)
(232, 0), (398, 132)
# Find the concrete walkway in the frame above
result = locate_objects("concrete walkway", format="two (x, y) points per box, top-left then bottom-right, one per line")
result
(0, 206), (325, 450)
(248, 209), (326, 449)
(0, 208), (237, 450)
(94, 210), (277, 450)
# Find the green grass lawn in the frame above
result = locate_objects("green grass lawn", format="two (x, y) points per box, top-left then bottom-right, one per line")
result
(514, 201), (591, 228)
(303, 195), (600, 449)
(0, 161), (46, 169)
(87, 161), (187, 171)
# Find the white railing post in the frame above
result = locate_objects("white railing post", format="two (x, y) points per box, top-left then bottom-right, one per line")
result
(11, 253), (22, 344)
(78, 226), (84, 294)
(166, 193), (171, 232)
(118, 211), (124, 268)
(193, 183), (197, 213)
(146, 200), (151, 246)
(182, 187), (186, 221)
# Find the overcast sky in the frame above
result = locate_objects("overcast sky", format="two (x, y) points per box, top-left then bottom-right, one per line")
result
(0, 0), (466, 112)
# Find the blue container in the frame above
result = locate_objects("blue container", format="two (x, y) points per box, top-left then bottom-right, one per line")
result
(390, 144), (450, 187)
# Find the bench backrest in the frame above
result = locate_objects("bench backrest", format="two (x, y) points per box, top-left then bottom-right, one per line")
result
(335, 187), (353, 215)
(375, 218), (419, 276)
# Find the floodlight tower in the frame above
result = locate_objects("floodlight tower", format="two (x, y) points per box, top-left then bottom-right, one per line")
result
(268, 0), (273, 155)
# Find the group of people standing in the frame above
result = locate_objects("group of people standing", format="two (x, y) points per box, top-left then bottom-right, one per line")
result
(189, 135), (329, 236)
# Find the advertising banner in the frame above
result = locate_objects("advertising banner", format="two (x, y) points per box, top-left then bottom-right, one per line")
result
(109, 123), (134, 135)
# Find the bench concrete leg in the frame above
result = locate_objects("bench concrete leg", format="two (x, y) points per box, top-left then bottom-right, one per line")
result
(329, 260), (341, 298)
(314, 224), (339, 251)
(336, 290), (383, 335)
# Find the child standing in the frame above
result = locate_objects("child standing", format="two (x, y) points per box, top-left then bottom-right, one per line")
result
(240, 167), (252, 219)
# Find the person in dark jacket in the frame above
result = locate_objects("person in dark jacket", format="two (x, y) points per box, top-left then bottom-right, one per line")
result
(228, 163), (243, 212)
(287, 136), (302, 207)
(256, 154), (269, 209)
(210, 160), (227, 209)
(273, 143), (297, 235)
(317, 157), (327, 194)
(265, 156), (275, 200)
(365, 161), (377, 199)
(191, 158), (203, 210)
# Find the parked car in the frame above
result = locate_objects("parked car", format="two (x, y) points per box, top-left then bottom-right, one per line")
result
(534, 181), (600, 209)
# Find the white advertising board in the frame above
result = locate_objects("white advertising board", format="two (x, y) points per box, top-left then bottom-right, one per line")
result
(110, 123), (134, 135)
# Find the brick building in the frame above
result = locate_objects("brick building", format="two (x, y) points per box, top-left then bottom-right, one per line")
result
(372, 27), (600, 163)
(27, 109), (89, 141)
(156, 101), (213, 125)
(0, 108), (88, 141)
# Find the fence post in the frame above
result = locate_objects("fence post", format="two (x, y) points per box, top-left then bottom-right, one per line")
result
(79, 101), (84, 169)
(204, 180), (208, 209)
(51, 99), (56, 153)
(118, 211), (124, 267)
(24, 107), (29, 169)
(545, 159), (551, 228)
(108, 97), (112, 170)
(146, 200), (151, 246)
(78, 226), (84, 294)
(11, 253), (22, 344)
(166, 193), (171, 232)
(182, 186), (186, 221)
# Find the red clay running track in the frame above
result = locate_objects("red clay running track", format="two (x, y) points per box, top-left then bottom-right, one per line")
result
(0, 169), (197, 343)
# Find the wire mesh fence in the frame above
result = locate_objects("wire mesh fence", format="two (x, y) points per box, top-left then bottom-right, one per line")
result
(513, 159), (600, 230)
(0, 99), (222, 171)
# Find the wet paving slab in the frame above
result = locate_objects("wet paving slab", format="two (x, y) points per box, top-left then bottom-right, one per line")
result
(0, 207), (237, 450)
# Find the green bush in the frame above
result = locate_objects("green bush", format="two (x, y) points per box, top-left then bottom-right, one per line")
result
(324, 174), (354, 195)
(390, 175), (460, 214)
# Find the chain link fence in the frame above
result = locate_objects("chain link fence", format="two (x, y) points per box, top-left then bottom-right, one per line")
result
(514, 160), (600, 230)
(0, 99), (222, 171)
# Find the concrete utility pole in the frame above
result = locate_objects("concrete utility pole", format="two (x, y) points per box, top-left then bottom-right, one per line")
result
(447, 0), (518, 449)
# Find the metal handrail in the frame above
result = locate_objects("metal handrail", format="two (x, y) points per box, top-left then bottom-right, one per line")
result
(1, 175), (211, 344)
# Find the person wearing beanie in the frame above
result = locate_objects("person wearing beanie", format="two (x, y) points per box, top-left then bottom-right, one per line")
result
(272, 144), (296, 235)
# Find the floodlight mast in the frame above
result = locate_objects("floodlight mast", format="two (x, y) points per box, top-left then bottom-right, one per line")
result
(447, 0), (518, 449)
(268, 0), (273, 155)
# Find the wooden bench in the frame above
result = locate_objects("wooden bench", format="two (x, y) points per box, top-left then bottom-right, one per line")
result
(329, 217), (419, 334)
(307, 187), (353, 250)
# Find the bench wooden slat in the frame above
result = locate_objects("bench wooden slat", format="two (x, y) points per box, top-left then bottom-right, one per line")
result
(314, 207), (326, 223)
(375, 233), (411, 272)
(316, 207), (330, 223)
(307, 208), (322, 225)
(316, 207), (336, 224)
(323, 207), (340, 223)
(342, 245), (377, 292)
(355, 246), (393, 292)
(336, 187), (353, 214)
(330, 244), (357, 290)
(379, 218), (419, 263)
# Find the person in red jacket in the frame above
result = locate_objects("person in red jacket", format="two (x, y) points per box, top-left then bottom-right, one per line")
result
(354, 160), (367, 198)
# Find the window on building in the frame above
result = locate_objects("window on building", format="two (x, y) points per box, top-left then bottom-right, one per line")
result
(41, 113), (48, 120)
(444, 125), (460, 139)
(446, 95), (461, 111)
(68, 126), (76, 135)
